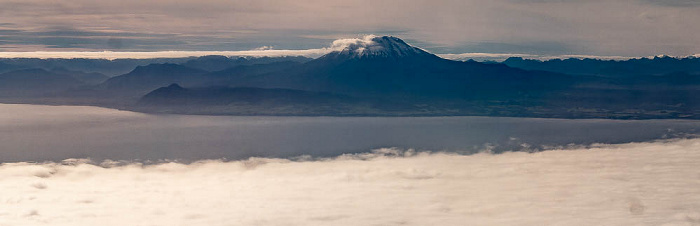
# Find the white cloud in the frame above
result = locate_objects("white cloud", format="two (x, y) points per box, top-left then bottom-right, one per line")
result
(0, 35), (388, 59)
(0, 49), (334, 60)
(438, 53), (540, 61)
(251, 46), (275, 51)
(329, 35), (377, 51)
(440, 52), (700, 62)
(1, 138), (699, 226)
(0, 35), (381, 59)
(0, 36), (695, 60)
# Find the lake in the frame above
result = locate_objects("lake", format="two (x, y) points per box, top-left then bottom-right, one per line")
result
(1, 103), (697, 162)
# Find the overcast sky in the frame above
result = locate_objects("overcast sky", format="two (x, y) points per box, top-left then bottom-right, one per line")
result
(0, 0), (699, 57)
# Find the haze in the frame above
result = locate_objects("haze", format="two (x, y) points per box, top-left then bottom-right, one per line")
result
(1, 0), (699, 58)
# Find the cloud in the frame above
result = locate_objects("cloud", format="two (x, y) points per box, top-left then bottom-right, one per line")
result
(0, 35), (387, 59)
(0, 49), (333, 59)
(251, 46), (274, 51)
(329, 35), (378, 51)
(0, 27), (190, 50)
(0, 138), (699, 225)
(0, 0), (698, 56)
(0, 35), (401, 59)
(0, 34), (664, 61)
(438, 53), (539, 61)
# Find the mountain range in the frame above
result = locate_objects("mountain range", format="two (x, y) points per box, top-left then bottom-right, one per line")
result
(0, 36), (697, 119)
(503, 56), (700, 78)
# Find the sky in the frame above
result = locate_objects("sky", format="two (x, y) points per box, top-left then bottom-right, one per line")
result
(0, 0), (699, 59)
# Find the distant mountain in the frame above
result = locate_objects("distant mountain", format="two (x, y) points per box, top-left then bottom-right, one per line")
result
(181, 55), (249, 72)
(137, 84), (392, 115)
(0, 61), (27, 74)
(0, 56), (311, 77)
(0, 36), (697, 119)
(0, 68), (84, 97)
(133, 36), (697, 118)
(234, 36), (578, 101)
(140, 83), (354, 105)
(503, 56), (700, 92)
(99, 63), (207, 95)
(323, 36), (435, 60)
(503, 56), (700, 77)
(96, 61), (305, 97)
(182, 55), (311, 72)
(200, 61), (302, 86)
(50, 67), (110, 85)
(0, 58), (190, 76)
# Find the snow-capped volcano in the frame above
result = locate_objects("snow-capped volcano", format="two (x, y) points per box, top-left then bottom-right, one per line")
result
(323, 35), (434, 59)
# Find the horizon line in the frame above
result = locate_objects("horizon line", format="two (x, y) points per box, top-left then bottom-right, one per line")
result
(0, 50), (698, 62)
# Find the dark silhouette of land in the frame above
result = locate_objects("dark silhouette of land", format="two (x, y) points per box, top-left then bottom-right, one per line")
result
(0, 36), (697, 119)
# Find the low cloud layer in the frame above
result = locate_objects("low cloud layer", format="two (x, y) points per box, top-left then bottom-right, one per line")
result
(1, 36), (697, 61)
(0, 35), (386, 59)
(1, 138), (699, 225)
(0, 49), (334, 60)
(0, 35), (387, 59)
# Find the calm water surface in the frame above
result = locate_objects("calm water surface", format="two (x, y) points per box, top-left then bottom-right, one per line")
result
(0, 104), (698, 162)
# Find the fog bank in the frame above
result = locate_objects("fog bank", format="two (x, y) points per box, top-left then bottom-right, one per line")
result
(1, 138), (699, 226)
